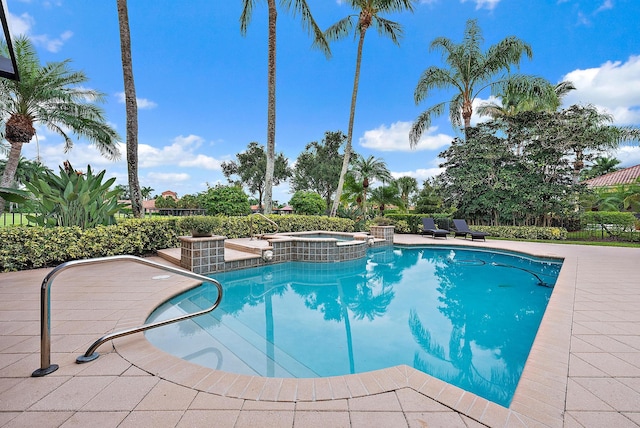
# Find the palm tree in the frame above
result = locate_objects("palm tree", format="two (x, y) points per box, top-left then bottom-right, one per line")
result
(410, 18), (534, 145)
(560, 105), (640, 185)
(340, 173), (365, 210)
(369, 182), (404, 215)
(0, 157), (51, 187)
(477, 79), (575, 120)
(117, 0), (142, 218)
(350, 154), (392, 214)
(141, 186), (154, 200)
(395, 175), (418, 211)
(580, 156), (621, 181)
(0, 36), (120, 213)
(477, 78), (576, 154)
(240, 0), (330, 214)
(327, 0), (416, 217)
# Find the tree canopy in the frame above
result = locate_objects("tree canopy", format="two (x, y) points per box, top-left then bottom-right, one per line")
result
(221, 141), (291, 212)
(291, 130), (345, 210)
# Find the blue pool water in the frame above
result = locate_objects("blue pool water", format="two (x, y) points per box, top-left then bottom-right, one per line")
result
(146, 246), (561, 407)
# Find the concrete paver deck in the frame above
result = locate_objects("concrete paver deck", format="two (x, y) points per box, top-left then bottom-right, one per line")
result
(1, 235), (639, 427)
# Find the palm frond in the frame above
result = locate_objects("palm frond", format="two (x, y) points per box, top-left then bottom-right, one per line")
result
(449, 93), (464, 127)
(239, 0), (256, 35)
(283, 0), (331, 58)
(410, 102), (446, 147)
(413, 66), (458, 104)
(372, 16), (403, 45)
(324, 16), (356, 41)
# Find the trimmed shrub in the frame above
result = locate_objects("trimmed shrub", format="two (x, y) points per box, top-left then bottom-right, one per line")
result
(385, 213), (453, 234)
(582, 211), (636, 230)
(469, 225), (567, 240)
(0, 215), (355, 272)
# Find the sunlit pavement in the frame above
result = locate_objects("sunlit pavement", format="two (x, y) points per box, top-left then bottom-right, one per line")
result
(1, 235), (639, 427)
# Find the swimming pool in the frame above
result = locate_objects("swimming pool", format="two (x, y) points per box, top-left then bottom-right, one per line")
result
(146, 246), (561, 407)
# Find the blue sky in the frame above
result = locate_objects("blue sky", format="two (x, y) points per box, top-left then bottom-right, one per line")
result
(6, 0), (640, 203)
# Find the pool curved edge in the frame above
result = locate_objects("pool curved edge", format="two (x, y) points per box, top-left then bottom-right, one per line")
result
(113, 238), (573, 427)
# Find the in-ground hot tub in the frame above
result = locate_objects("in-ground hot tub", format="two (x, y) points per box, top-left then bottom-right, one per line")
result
(263, 231), (377, 263)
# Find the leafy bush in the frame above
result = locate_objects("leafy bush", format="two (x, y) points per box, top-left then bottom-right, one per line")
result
(155, 195), (177, 208)
(289, 191), (326, 215)
(469, 225), (567, 240)
(0, 218), (180, 271)
(0, 214), (358, 272)
(582, 211), (636, 228)
(25, 162), (124, 228)
(386, 213), (453, 234)
(178, 215), (220, 236)
(581, 211), (637, 237)
(200, 185), (251, 216)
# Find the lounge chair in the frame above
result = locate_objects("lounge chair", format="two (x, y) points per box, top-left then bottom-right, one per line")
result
(452, 219), (489, 241)
(421, 218), (450, 239)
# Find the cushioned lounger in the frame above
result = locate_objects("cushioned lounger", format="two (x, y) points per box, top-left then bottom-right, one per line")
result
(452, 219), (489, 241)
(421, 218), (450, 239)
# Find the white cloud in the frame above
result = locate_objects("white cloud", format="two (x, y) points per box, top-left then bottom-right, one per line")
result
(613, 145), (640, 168)
(30, 30), (73, 53)
(391, 166), (444, 183)
(460, 0), (501, 11)
(7, 10), (71, 52)
(116, 92), (158, 110)
(147, 172), (190, 183)
(595, 0), (614, 14)
(562, 55), (640, 125)
(470, 95), (500, 126)
(359, 121), (452, 152)
(8, 12), (34, 36)
(137, 135), (221, 170)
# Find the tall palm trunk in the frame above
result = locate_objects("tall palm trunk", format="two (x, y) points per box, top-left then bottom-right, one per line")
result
(0, 141), (24, 212)
(330, 25), (367, 217)
(117, 0), (142, 218)
(263, 0), (277, 215)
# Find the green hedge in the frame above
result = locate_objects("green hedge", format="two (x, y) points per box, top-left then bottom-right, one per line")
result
(0, 217), (181, 272)
(385, 213), (453, 234)
(0, 215), (355, 272)
(469, 225), (567, 240)
(383, 213), (567, 240)
(582, 211), (636, 229)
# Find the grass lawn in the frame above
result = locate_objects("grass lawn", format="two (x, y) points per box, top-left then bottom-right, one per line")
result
(0, 212), (31, 227)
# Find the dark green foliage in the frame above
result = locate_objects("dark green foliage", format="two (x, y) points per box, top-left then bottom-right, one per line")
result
(155, 195), (177, 208)
(582, 211), (636, 235)
(24, 162), (125, 228)
(289, 191), (326, 215)
(0, 217), (180, 271)
(385, 213), (452, 233)
(414, 180), (443, 214)
(199, 185), (251, 216)
(178, 215), (220, 236)
(291, 131), (345, 209)
(177, 193), (201, 209)
(221, 142), (291, 209)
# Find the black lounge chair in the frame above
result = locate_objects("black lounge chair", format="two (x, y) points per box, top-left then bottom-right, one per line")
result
(452, 219), (489, 241)
(421, 218), (450, 239)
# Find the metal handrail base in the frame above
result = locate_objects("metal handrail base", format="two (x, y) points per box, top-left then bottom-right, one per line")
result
(31, 364), (59, 378)
(32, 255), (223, 377)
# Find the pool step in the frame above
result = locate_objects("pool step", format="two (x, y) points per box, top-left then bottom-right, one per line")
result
(224, 238), (272, 256)
(155, 296), (318, 378)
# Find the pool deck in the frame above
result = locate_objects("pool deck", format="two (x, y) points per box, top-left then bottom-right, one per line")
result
(1, 235), (639, 427)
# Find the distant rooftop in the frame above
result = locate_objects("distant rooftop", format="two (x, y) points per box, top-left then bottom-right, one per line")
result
(583, 164), (640, 187)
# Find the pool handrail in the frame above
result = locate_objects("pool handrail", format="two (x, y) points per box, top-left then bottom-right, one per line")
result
(249, 212), (279, 239)
(31, 254), (223, 377)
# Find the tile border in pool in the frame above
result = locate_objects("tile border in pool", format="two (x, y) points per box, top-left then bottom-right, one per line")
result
(114, 239), (573, 427)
